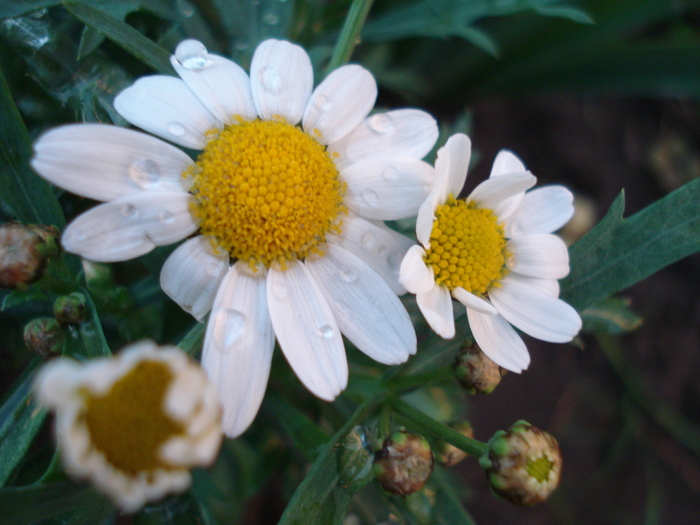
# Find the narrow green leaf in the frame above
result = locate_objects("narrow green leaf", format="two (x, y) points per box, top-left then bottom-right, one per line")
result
(0, 360), (47, 486)
(562, 179), (700, 311)
(431, 469), (478, 525)
(0, 0), (60, 19)
(177, 321), (205, 357)
(581, 297), (643, 335)
(63, 1), (174, 75)
(0, 64), (65, 228)
(265, 392), (329, 459)
(534, 5), (595, 24)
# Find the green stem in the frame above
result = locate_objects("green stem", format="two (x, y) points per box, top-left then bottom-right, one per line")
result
(178, 321), (206, 357)
(383, 366), (454, 392)
(326, 0), (375, 73)
(391, 398), (489, 457)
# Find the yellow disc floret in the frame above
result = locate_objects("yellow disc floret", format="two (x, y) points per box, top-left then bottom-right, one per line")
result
(424, 196), (507, 295)
(188, 119), (345, 268)
(83, 360), (185, 475)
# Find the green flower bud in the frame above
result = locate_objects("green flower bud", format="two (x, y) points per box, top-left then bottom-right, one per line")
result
(373, 430), (434, 496)
(53, 292), (87, 325)
(453, 342), (505, 394)
(24, 317), (66, 358)
(0, 223), (59, 289)
(434, 421), (474, 467)
(482, 420), (562, 506)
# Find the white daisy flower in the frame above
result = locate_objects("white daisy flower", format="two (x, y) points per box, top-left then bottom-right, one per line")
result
(399, 134), (582, 372)
(31, 39), (439, 437)
(34, 341), (222, 512)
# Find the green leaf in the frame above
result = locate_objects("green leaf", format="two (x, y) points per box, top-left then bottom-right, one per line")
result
(533, 5), (595, 24)
(63, 1), (174, 75)
(177, 321), (205, 358)
(562, 179), (700, 311)
(2, 288), (50, 311)
(265, 392), (330, 459)
(0, 63), (65, 227)
(581, 297), (643, 335)
(0, 360), (47, 486)
(0, 0), (60, 19)
(431, 469), (478, 525)
(335, 426), (375, 494)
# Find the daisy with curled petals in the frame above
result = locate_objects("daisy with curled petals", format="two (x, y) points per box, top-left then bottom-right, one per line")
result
(399, 134), (582, 373)
(32, 39), (439, 437)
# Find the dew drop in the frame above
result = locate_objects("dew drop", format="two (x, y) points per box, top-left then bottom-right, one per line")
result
(70, 230), (86, 242)
(361, 231), (377, 249)
(336, 301), (351, 315)
(382, 166), (398, 180)
(168, 123), (186, 136)
(368, 113), (393, 134)
(262, 12), (280, 25)
(261, 66), (281, 94)
(234, 40), (250, 51)
(313, 94), (331, 110)
(122, 204), (138, 218)
(318, 324), (334, 339)
(361, 189), (379, 207)
(387, 251), (402, 270)
(340, 268), (357, 283)
(128, 159), (161, 189)
(422, 183), (432, 193)
(272, 282), (288, 300)
(213, 308), (246, 348)
(175, 39), (208, 70)
(159, 211), (175, 224)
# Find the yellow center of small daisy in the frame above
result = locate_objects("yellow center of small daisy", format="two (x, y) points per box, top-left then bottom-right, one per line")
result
(188, 119), (345, 268)
(526, 454), (556, 483)
(423, 196), (507, 295)
(83, 360), (185, 475)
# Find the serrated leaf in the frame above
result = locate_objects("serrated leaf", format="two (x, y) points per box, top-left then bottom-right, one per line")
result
(562, 179), (700, 311)
(581, 297), (643, 335)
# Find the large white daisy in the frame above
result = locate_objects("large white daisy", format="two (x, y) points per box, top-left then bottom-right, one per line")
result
(399, 134), (582, 372)
(32, 39), (439, 437)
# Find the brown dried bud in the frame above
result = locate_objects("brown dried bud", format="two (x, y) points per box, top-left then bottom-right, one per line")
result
(373, 431), (434, 496)
(0, 223), (60, 289)
(434, 421), (474, 467)
(479, 420), (562, 506)
(53, 292), (87, 325)
(24, 317), (66, 358)
(453, 342), (506, 394)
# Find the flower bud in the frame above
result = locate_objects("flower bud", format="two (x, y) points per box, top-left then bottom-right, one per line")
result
(0, 223), (59, 289)
(434, 421), (474, 467)
(24, 317), (66, 358)
(479, 420), (562, 506)
(53, 292), (87, 325)
(453, 342), (505, 394)
(373, 430), (434, 496)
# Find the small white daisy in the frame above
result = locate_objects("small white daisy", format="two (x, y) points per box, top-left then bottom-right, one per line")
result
(32, 39), (439, 437)
(34, 341), (222, 512)
(399, 134), (582, 372)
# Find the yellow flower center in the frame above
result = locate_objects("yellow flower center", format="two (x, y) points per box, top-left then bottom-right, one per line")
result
(83, 360), (184, 475)
(424, 196), (507, 295)
(526, 454), (556, 483)
(188, 119), (345, 268)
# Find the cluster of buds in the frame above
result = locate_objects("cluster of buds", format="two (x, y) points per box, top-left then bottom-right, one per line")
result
(453, 342), (506, 394)
(0, 222), (59, 289)
(373, 430), (434, 496)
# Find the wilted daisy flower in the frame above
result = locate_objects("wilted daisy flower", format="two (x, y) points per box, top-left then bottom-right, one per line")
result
(32, 39), (438, 436)
(34, 341), (222, 512)
(399, 134), (582, 372)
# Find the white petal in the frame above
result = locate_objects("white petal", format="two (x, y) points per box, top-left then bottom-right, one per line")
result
(467, 172), (536, 216)
(61, 192), (198, 262)
(328, 109), (438, 171)
(416, 284), (455, 339)
(31, 124), (193, 201)
(489, 150), (526, 177)
(452, 288), (497, 315)
(303, 65), (377, 145)
(467, 308), (530, 372)
(267, 260), (347, 400)
(328, 213), (413, 294)
(439, 133), (471, 198)
(342, 158), (433, 220)
(114, 76), (220, 149)
(505, 233), (570, 279)
(171, 46), (257, 125)
(415, 189), (441, 247)
(398, 244), (433, 294)
(160, 236), (229, 321)
(306, 244), (416, 365)
(504, 186), (574, 237)
(250, 39), (313, 124)
(489, 275), (582, 343)
(505, 273), (560, 297)
(201, 262), (274, 438)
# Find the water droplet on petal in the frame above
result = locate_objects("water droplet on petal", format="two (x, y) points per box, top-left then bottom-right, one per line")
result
(68, 229), (86, 242)
(361, 231), (377, 249)
(212, 308), (246, 349)
(361, 189), (379, 207)
(382, 166), (398, 180)
(340, 268), (357, 283)
(318, 324), (334, 339)
(272, 282), (287, 300)
(387, 251), (402, 270)
(262, 12), (280, 25)
(128, 159), (161, 189)
(422, 183), (432, 192)
(368, 113), (393, 134)
(261, 66), (281, 94)
(122, 204), (138, 218)
(158, 211), (175, 224)
(336, 301), (351, 315)
(168, 123), (186, 136)
(314, 94), (331, 110)
(175, 39), (208, 70)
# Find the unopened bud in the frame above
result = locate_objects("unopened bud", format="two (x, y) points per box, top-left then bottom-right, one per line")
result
(0, 223), (59, 289)
(479, 420), (562, 506)
(24, 317), (66, 358)
(53, 292), (87, 325)
(434, 421), (474, 467)
(453, 342), (506, 394)
(373, 431), (434, 496)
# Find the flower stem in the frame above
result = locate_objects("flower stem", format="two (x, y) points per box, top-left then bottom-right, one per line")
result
(383, 367), (455, 392)
(391, 398), (489, 458)
(326, 0), (375, 73)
